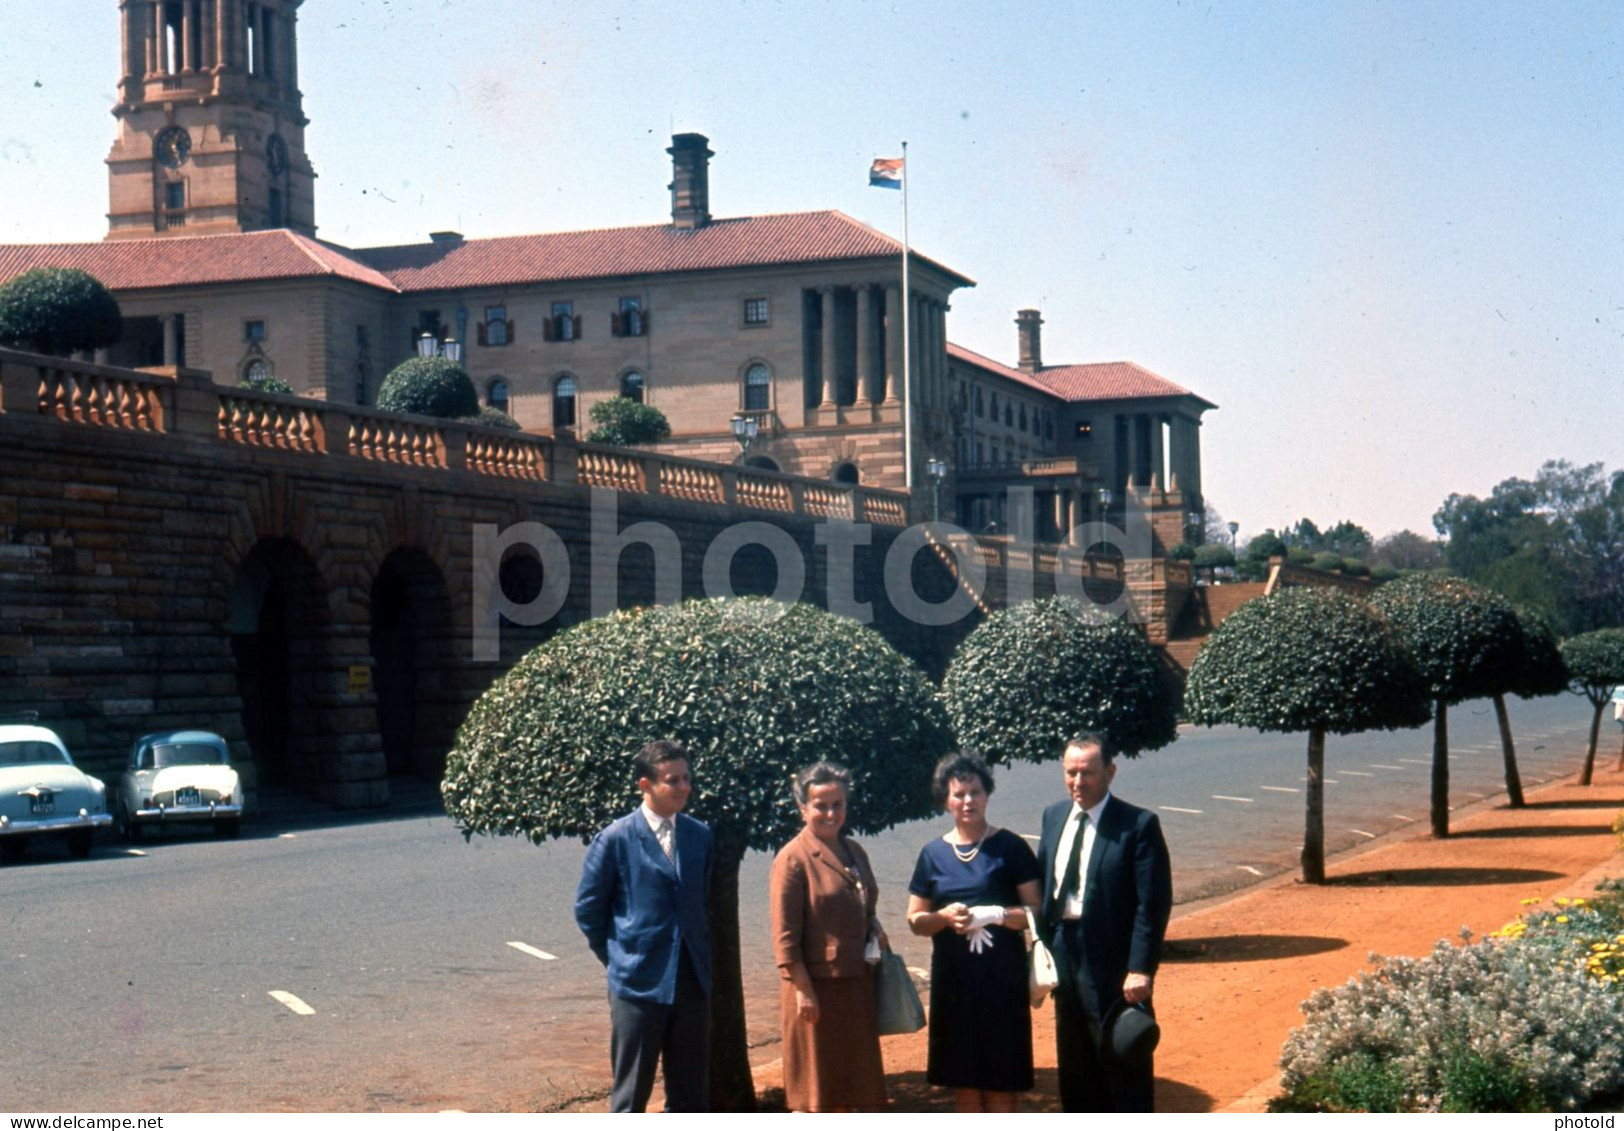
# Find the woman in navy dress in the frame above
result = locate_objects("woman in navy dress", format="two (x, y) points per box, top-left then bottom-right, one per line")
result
(907, 752), (1042, 1112)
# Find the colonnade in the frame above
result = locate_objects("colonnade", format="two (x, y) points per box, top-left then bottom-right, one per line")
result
(811, 283), (949, 410)
(1119, 410), (1202, 498)
(121, 0), (298, 91)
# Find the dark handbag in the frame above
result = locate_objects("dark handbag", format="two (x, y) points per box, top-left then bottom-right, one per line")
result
(874, 951), (925, 1035)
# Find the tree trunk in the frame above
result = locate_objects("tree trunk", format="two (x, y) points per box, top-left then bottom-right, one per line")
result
(1493, 692), (1524, 808)
(1431, 698), (1450, 838)
(1302, 727), (1326, 884)
(1616, 717), (1623, 773)
(1581, 699), (1603, 786)
(707, 833), (757, 1111)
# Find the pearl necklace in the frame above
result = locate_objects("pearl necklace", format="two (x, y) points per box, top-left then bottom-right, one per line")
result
(949, 827), (990, 863)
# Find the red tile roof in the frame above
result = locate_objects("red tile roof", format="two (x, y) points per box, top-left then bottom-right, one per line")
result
(0, 229), (395, 291)
(354, 211), (973, 292)
(947, 341), (1215, 408)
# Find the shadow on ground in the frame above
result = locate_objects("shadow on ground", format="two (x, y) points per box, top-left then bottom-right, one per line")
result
(1163, 934), (1348, 963)
(1329, 866), (1564, 887)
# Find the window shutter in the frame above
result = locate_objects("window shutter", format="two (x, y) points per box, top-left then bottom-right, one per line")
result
(543, 316), (556, 342)
(611, 311), (622, 336)
(476, 322), (488, 347)
(506, 319), (515, 343)
(641, 310), (651, 335)
(572, 314), (583, 339)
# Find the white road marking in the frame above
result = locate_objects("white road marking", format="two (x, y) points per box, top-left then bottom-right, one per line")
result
(1392, 814), (1416, 822)
(1212, 795), (1254, 803)
(507, 941), (557, 961)
(1464, 792), (1486, 800)
(1350, 829), (1377, 839)
(1160, 806), (1204, 815)
(268, 990), (316, 1016)
(1323, 779), (1339, 784)
(1526, 776), (1546, 783)
(1398, 759), (1431, 766)
(1341, 771), (1374, 777)
(1237, 865), (1263, 876)
(1260, 785), (1299, 794)
(1371, 764), (1404, 770)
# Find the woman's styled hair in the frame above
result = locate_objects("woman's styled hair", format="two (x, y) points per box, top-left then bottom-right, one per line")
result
(791, 760), (851, 806)
(931, 751), (995, 807)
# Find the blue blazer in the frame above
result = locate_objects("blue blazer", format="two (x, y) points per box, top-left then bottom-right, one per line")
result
(1035, 794), (1172, 1022)
(574, 809), (714, 1003)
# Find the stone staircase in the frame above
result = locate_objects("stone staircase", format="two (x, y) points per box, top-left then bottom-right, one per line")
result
(1162, 582), (1268, 675)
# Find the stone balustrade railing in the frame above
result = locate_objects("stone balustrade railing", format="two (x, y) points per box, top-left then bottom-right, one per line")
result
(1, 349), (911, 527)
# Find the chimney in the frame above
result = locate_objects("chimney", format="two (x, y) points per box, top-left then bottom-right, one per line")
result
(1016, 308), (1044, 372)
(667, 133), (713, 230)
(429, 231), (464, 245)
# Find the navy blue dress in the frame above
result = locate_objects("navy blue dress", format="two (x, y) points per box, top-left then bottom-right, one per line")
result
(908, 828), (1041, 1092)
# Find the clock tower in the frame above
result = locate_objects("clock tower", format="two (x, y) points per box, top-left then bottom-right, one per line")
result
(106, 0), (315, 240)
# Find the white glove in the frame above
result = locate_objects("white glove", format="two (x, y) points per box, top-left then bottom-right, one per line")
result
(966, 905), (1007, 930)
(966, 925), (995, 954)
(864, 931), (883, 965)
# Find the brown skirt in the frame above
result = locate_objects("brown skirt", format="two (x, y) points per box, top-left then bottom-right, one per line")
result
(780, 968), (888, 1112)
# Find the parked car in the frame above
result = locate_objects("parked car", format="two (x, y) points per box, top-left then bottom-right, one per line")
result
(0, 715), (112, 861)
(114, 730), (243, 839)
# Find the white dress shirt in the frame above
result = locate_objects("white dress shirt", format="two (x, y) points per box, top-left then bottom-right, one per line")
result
(1052, 792), (1111, 919)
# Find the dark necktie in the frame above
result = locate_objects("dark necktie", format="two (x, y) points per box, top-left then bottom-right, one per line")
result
(1057, 810), (1088, 912)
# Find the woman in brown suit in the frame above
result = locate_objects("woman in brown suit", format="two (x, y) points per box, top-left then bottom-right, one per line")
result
(769, 761), (889, 1112)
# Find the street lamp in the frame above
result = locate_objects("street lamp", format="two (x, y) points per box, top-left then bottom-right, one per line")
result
(1228, 520), (1240, 551)
(926, 457), (947, 522)
(729, 412), (759, 462)
(1186, 510), (1203, 544)
(416, 332), (462, 363)
(1096, 486), (1114, 520)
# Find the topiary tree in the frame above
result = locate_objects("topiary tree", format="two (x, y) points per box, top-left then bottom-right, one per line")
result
(1340, 558), (1370, 577)
(1371, 574), (1526, 836)
(1184, 587), (1430, 883)
(1310, 551), (1344, 572)
(1491, 607), (1568, 806)
(375, 356), (480, 419)
(240, 373), (294, 395)
(0, 267), (122, 356)
(442, 597), (951, 1111)
(584, 395), (672, 446)
(1559, 628), (1624, 785)
(941, 595), (1179, 763)
(1246, 532), (1288, 561)
(464, 405), (520, 430)
(1167, 542), (1197, 562)
(1192, 542), (1235, 572)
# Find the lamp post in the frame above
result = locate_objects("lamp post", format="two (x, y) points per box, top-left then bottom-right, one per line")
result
(729, 413), (759, 463)
(1096, 486), (1114, 522)
(1186, 510), (1203, 545)
(1228, 520), (1240, 552)
(926, 457), (947, 522)
(416, 332), (462, 363)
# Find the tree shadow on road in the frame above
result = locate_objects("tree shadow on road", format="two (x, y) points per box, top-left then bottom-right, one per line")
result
(1328, 866), (1564, 887)
(1451, 823), (1613, 839)
(1162, 934), (1348, 963)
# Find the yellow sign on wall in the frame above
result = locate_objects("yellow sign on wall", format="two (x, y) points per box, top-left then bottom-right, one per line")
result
(348, 665), (371, 694)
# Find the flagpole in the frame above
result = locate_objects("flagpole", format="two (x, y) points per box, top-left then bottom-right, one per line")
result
(901, 140), (912, 492)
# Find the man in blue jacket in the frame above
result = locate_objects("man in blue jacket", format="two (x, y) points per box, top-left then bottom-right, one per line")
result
(575, 739), (714, 1112)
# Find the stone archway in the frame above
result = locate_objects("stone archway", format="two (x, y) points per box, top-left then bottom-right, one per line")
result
(369, 547), (455, 779)
(227, 538), (328, 787)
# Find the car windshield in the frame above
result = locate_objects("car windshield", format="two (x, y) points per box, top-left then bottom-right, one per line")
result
(0, 741), (69, 766)
(147, 743), (226, 769)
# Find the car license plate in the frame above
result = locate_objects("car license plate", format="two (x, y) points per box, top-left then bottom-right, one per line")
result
(176, 787), (201, 807)
(29, 791), (54, 815)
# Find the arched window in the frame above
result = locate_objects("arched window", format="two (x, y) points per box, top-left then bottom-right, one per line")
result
(832, 461), (859, 485)
(1004, 403), (1014, 427)
(744, 455), (780, 472)
(244, 359), (271, 383)
(988, 392), (999, 421)
(743, 362), (770, 411)
(974, 387), (984, 417)
(487, 377), (509, 414)
(1019, 404), (1027, 431)
(552, 375), (577, 429)
(620, 371), (645, 403)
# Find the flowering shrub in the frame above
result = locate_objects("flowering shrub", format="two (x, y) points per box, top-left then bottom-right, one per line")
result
(1273, 881), (1624, 1112)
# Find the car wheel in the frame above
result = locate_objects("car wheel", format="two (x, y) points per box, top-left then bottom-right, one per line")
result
(0, 838), (26, 864)
(67, 829), (94, 859)
(116, 802), (140, 842)
(215, 817), (241, 839)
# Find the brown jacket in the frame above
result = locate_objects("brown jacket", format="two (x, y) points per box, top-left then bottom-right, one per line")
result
(770, 826), (880, 979)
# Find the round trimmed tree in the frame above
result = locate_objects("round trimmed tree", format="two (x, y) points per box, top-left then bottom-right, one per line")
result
(1491, 607), (1568, 806)
(1371, 573), (1526, 836)
(584, 395), (672, 445)
(376, 356), (480, 419)
(1184, 587), (1430, 883)
(942, 595), (1179, 762)
(1559, 628), (1624, 785)
(442, 597), (951, 1110)
(0, 267), (122, 356)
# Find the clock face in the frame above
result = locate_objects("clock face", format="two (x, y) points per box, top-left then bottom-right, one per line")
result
(155, 126), (191, 169)
(267, 134), (289, 176)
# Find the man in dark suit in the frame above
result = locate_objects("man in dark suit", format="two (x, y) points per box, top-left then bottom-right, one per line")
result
(1035, 733), (1172, 1112)
(574, 739), (713, 1112)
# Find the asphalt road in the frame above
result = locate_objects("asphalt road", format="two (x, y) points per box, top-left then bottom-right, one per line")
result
(0, 693), (1607, 1112)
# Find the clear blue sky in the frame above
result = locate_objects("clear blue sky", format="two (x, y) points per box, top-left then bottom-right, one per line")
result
(4, 1), (1621, 541)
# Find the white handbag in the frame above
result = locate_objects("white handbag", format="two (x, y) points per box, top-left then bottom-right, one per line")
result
(1026, 906), (1059, 1006)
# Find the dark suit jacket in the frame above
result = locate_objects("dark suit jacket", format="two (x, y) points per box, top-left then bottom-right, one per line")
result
(1036, 793), (1172, 1022)
(769, 827), (879, 979)
(574, 809), (713, 1003)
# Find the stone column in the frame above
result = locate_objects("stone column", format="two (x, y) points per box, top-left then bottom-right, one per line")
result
(819, 286), (838, 408)
(1149, 413), (1165, 491)
(154, 1), (167, 74)
(883, 284), (902, 402)
(854, 285), (874, 406)
(1051, 491), (1065, 543)
(287, 5), (300, 93)
(161, 315), (179, 366)
(1189, 418), (1203, 501)
(181, 0), (194, 70)
(908, 292), (923, 407)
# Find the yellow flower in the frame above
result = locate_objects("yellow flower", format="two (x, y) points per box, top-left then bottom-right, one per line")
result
(1521, 898), (1541, 906)
(1557, 916), (1570, 924)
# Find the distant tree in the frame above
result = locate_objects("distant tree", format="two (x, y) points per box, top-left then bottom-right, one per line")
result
(1372, 529), (1445, 573)
(1203, 502), (1231, 547)
(466, 405), (521, 430)
(376, 356), (480, 419)
(1245, 531), (1288, 562)
(1310, 551), (1344, 572)
(1558, 628), (1624, 786)
(1167, 542), (1197, 562)
(0, 267), (122, 356)
(1320, 520), (1374, 561)
(942, 595), (1179, 763)
(1371, 574), (1526, 836)
(1192, 542), (1235, 580)
(441, 598), (950, 1110)
(1185, 587), (1430, 883)
(585, 395), (672, 446)
(1339, 558), (1370, 578)
(1490, 607), (1568, 807)
(240, 374), (294, 395)
(1283, 517), (1323, 549)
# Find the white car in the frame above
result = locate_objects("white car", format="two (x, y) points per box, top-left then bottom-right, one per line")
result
(0, 717), (112, 861)
(114, 730), (244, 839)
